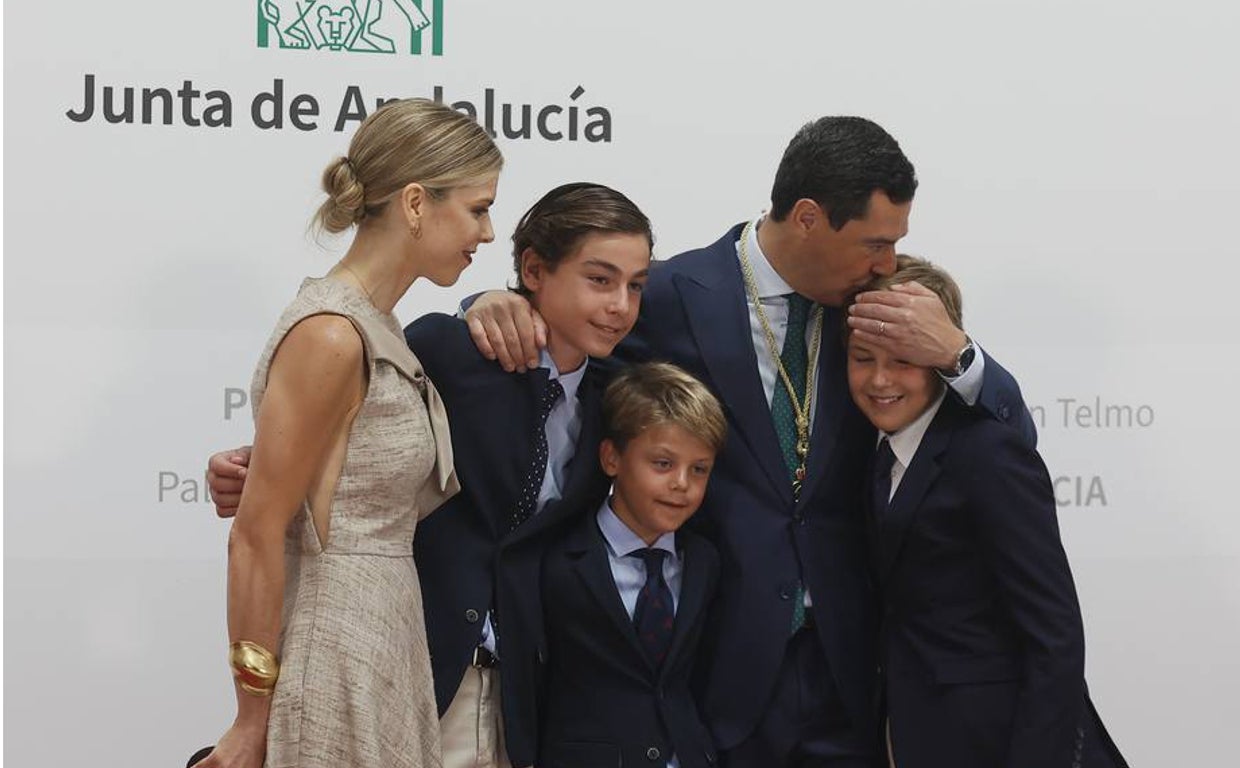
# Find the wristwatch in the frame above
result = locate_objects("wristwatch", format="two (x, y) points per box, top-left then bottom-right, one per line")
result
(939, 336), (976, 378)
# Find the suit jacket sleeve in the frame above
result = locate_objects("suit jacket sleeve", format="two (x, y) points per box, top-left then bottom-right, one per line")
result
(975, 351), (1039, 447)
(959, 424), (1086, 768)
(403, 313), (447, 373)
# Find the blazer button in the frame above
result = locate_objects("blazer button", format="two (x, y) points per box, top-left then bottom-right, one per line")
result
(646, 747), (661, 761)
(778, 583), (794, 600)
(998, 403), (1011, 420)
(464, 608), (480, 623)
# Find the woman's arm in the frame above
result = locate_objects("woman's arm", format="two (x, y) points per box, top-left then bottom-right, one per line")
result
(200, 315), (366, 768)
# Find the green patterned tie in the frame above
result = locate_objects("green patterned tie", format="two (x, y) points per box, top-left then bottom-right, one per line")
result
(771, 293), (812, 633)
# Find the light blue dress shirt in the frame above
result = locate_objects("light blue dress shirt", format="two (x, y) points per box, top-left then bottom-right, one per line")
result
(596, 498), (683, 615)
(596, 497), (684, 768)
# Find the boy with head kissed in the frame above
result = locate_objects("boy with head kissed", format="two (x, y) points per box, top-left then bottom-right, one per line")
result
(848, 255), (1127, 768)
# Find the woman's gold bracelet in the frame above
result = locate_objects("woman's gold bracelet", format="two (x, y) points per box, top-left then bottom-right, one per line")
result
(229, 640), (280, 697)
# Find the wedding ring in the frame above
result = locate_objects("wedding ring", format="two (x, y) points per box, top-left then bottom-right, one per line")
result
(878, 321), (886, 336)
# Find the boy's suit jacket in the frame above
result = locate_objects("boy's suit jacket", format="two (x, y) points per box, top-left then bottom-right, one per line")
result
(873, 394), (1127, 768)
(614, 225), (1037, 748)
(404, 313), (613, 768)
(536, 510), (720, 768)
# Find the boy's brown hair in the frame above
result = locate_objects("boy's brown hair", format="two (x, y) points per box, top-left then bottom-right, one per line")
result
(511, 182), (653, 297)
(602, 363), (727, 453)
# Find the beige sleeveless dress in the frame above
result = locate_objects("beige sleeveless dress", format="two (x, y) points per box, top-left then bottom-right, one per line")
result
(251, 277), (460, 768)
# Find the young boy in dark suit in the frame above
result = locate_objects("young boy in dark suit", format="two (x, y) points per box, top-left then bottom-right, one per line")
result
(846, 255), (1127, 768)
(523, 362), (726, 768)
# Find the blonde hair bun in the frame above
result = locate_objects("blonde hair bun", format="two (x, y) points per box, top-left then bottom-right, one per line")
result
(318, 156), (366, 234)
(313, 99), (503, 234)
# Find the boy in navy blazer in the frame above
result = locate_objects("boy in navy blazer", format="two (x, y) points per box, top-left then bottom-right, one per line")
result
(521, 362), (725, 768)
(847, 255), (1127, 768)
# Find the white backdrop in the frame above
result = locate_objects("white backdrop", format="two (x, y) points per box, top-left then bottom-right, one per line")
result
(6, 1), (1240, 764)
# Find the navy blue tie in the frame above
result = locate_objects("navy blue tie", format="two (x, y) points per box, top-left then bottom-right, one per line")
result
(629, 548), (674, 668)
(872, 438), (896, 517)
(510, 378), (564, 532)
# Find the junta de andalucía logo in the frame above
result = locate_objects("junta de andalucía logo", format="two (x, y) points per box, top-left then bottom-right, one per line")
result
(257, 0), (444, 56)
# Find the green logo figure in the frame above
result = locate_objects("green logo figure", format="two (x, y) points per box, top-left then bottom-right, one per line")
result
(257, 1), (443, 56)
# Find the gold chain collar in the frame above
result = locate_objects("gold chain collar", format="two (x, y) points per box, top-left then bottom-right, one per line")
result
(737, 219), (823, 497)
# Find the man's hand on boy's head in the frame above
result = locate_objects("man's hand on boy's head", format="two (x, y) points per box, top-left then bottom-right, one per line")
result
(464, 290), (548, 373)
(207, 445), (252, 518)
(847, 281), (968, 371)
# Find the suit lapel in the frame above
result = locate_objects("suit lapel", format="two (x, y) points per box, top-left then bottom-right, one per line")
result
(567, 516), (650, 667)
(674, 232), (791, 502)
(662, 532), (713, 678)
(878, 405), (955, 581)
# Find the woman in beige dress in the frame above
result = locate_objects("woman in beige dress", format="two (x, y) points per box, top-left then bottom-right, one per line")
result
(198, 99), (502, 768)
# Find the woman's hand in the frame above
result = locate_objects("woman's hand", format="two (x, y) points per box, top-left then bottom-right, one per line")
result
(195, 719), (266, 768)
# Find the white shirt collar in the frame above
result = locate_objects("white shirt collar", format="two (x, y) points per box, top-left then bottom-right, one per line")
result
(881, 389), (948, 468)
(597, 496), (677, 558)
(539, 348), (586, 404)
(740, 214), (795, 300)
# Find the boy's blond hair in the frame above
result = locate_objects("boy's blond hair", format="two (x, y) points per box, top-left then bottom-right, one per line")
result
(603, 363), (726, 453)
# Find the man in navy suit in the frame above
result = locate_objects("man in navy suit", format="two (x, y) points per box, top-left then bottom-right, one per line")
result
(465, 117), (1035, 767)
(847, 255), (1127, 768)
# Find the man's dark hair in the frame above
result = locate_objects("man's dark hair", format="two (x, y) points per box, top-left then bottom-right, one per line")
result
(768, 116), (918, 229)
(512, 182), (653, 297)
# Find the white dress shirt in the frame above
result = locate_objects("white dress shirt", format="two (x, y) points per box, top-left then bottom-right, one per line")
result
(481, 350), (588, 655)
(878, 389), (946, 768)
(880, 390), (948, 499)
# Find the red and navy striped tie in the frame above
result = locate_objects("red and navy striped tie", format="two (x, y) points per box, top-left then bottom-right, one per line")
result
(629, 547), (674, 667)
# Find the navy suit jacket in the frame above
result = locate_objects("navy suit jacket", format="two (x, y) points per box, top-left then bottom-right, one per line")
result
(615, 224), (1037, 748)
(873, 394), (1126, 768)
(404, 313), (613, 768)
(536, 511), (720, 768)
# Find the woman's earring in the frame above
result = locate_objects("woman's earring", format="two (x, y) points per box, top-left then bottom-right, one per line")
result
(410, 219), (422, 239)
